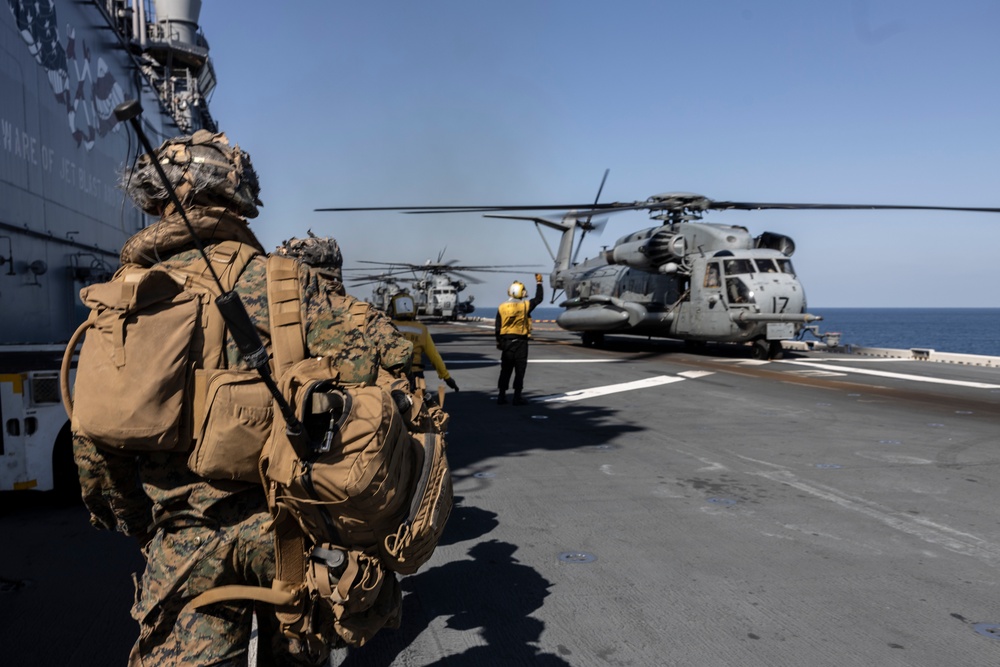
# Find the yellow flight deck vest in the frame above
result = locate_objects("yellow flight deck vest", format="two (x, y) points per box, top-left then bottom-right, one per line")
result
(498, 300), (532, 337)
(393, 319), (451, 380)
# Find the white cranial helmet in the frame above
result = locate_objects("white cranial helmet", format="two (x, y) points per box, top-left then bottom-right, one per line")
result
(508, 281), (527, 299)
(390, 293), (416, 319)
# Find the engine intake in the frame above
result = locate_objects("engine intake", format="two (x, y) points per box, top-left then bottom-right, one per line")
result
(755, 232), (795, 257)
(603, 227), (678, 271)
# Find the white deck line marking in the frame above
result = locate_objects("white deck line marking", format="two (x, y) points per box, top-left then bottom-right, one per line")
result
(811, 357), (910, 363)
(753, 468), (1000, 565)
(778, 360), (1000, 389)
(536, 374), (694, 403)
(678, 370), (715, 379)
(786, 369), (848, 378)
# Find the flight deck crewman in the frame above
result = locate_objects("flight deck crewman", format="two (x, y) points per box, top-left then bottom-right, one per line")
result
(495, 273), (544, 405)
(389, 292), (459, 392)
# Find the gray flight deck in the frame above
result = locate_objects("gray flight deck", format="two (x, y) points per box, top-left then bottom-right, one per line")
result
(3, 322), (999, 666)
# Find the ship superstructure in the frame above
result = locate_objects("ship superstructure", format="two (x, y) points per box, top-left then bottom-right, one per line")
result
(1, 0), (218, 492)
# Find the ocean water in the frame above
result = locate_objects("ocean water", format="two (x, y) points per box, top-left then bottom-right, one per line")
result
(473, 306), (1000, 357)
(810, 308), (1000, 357)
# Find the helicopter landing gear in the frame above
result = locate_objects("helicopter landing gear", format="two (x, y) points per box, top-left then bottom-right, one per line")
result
(752, 339), (784, 360)
(581, 331), (604, 348)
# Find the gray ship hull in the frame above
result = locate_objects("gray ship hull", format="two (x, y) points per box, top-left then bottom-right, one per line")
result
(1, 0), (215, 346)
(3, 324), (999, 665)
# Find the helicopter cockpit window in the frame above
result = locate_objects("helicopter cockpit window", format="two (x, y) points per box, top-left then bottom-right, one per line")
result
(704, 263), (721, 288)
(726, 278), (755, 305)
(722, 259), (754, 275)
(776, 259), (795, 275)
(755, 259), (778, 273)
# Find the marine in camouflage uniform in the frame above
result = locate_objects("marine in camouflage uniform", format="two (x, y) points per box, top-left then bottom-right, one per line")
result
(72, 131), (413, 667)
(273, 231), (416, 397)
(275, 234), (453, 435)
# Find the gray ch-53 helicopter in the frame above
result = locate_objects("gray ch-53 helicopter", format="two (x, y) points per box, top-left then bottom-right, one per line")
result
(342, 270), (410, 312)
(318, 179), (1000, 359)
(350, 250), (539, 320)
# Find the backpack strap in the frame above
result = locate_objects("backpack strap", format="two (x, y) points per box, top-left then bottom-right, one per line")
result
(60, 311), (98, 419)
(163, 240), (261, 371)
(266, 254), (308, 379)
(264, 255), (312, 612)
(348, 300), (370, 330)
(165, 240), (259, 295)
(189, 256), (312, 616)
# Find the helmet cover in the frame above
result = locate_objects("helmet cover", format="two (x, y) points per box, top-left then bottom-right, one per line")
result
(275, 230), (343, 279)
(123, 129), (262, 218)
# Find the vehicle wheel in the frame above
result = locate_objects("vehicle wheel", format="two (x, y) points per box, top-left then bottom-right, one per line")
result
(752, 339), (770, 360)
(768, 341), (785, 360)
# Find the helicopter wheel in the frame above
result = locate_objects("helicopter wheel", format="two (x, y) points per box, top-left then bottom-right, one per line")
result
(751, 339), (770, 360)
(581, 331), (604, 348)
(768, 341), (785, 360)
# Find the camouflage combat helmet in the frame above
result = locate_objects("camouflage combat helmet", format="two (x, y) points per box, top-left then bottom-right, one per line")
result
(275, 230), (343, 280)
(123, 129), (262, 218)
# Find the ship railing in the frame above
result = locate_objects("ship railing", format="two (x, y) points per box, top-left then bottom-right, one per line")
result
(93, 0), (217, 133)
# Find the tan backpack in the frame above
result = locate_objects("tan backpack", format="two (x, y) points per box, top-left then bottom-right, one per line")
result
(189, 256), (453, 655)
(63, 248), (451, 651)
(61, 241), (260, 466)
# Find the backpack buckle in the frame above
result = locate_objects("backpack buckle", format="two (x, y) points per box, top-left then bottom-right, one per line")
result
(306, 387), (349, 454)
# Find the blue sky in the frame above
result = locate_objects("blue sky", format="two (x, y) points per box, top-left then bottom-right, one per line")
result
(197, 1), (1000, 309)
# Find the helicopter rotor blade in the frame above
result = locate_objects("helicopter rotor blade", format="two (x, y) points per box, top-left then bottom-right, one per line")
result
(354, 260), (426, 270)
(446, 270), (484, 285)
(317, 203), (631, 213)
(574, 169), (610, 265)
(319, 196), (1000, 219)
(443, 267), (540, 274)
(704, 201), (1000, 214)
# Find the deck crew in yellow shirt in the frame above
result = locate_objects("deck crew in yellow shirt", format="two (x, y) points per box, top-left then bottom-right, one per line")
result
(388, 293), (459, 392)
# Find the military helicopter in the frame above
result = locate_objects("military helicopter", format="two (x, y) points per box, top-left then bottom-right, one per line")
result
(354, 250), (538, 320)
(318, 184), (1000, 358)
(342, 270), (411, 312)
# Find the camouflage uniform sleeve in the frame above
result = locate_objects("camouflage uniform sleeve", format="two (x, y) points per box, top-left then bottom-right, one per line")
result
(366, 309), (413, 378)
(72, 435), (153, 536)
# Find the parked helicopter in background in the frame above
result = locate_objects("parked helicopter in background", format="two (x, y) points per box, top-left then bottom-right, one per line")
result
(353, 250), (538, 320)
(343, 271), (410, 312)
(318, 187), (1000, 358)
